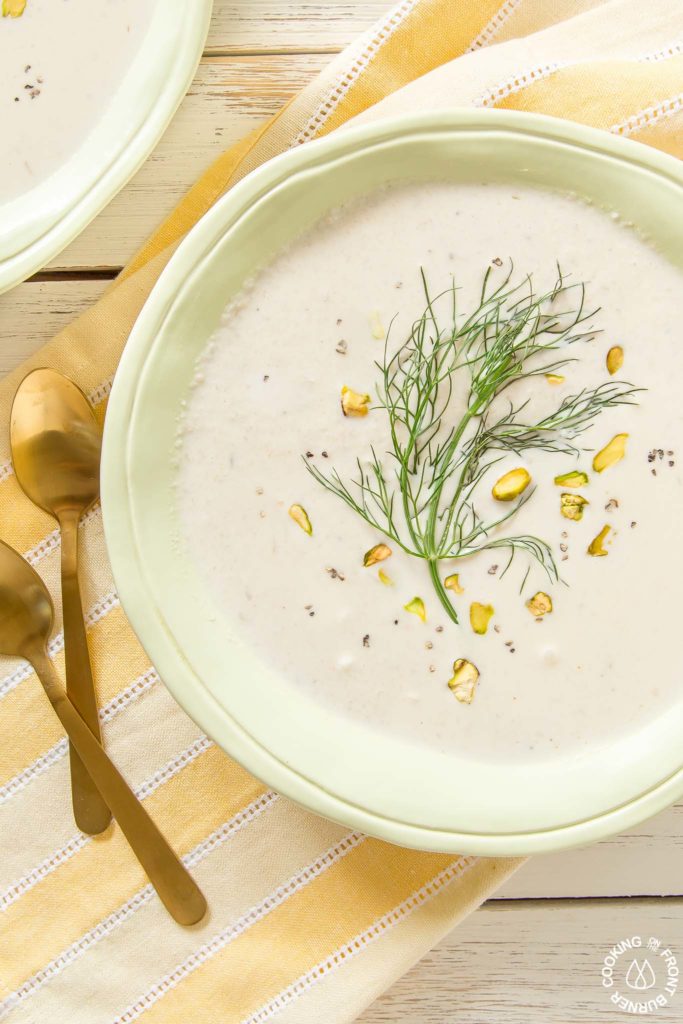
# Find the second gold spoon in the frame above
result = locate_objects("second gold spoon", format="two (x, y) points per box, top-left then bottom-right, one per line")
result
(0, 538), (207, 925)
(10, 368), (110, 834)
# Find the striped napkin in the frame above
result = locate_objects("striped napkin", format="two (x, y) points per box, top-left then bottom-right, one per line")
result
(1, 2), (682, 1022)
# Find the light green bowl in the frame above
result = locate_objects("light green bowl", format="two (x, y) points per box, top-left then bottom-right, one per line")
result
(102, 110), (683, 855)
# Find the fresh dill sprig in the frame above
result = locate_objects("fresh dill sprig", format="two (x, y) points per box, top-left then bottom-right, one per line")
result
(305, 265), (640, 624)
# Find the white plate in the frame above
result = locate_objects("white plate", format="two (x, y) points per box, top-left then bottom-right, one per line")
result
(0, 0), (212, 294)
(102, 110), (683, 855)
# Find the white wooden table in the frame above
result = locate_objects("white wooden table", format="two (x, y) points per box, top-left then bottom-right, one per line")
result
(1, 4), (681, 1020)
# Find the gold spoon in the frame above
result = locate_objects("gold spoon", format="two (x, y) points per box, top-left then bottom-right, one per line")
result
(0, 538), (207, 925)
(10, 368), (110, 835)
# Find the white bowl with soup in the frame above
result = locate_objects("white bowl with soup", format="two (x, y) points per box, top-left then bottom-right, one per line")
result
(102, 110), (683, 855)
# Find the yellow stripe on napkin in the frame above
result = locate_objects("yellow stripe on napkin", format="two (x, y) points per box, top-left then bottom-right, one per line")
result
(493, 55), (683, 125)
(138, 843), (461, 1024)
(3, 747), (266, 989)
(0, 607), (152, 785)
(305, 0), (507, 135)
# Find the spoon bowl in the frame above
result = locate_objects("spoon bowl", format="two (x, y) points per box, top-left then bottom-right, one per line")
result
(10, 368), (101, 518)
(0, 541), (53, 658)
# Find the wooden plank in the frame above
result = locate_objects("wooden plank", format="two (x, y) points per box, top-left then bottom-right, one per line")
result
(0, 279), (108, 375)
(205, 0), (391, 54)
(503, 803), (683, 899)
(45, 54), (329, 274)
(359, 897), (683, 1023)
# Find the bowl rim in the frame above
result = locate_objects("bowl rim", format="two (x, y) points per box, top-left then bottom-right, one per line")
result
(102, 108), (683, 855)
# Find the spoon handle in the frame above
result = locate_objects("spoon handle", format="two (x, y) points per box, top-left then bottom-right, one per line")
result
(29, 646), (208, 927)
(60, 511), (111, 835)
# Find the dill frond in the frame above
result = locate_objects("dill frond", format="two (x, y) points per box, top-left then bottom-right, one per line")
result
(305, 266), (639, 624)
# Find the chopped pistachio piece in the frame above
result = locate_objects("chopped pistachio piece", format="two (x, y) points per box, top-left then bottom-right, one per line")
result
(2, 0), (26, 15)
(545, 373), (565, 385)
(491, 467), (531, 501)
(560, 492), (589, 521)
(526, 591), (553, 617)
(592, 433), (628, 473)
(378, 569), (393, 586)
(447, 659), (480, 704)
(470, 602), (494, 635)
(444, 573), (464, 595)
(363, 543), (392, 567)
(587, 524), (611, 557)
(288, 503), (312, 535)
(369, 310), (385, 340)
(341, 385), (371, 417)
(554, 470), (589, 488)
(404, 596), (426, 623)
(606, 346), (624, 375)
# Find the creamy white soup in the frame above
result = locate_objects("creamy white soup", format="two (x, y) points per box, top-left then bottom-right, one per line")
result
(177, 183), (683, 761)
(0, 0), (154, 201)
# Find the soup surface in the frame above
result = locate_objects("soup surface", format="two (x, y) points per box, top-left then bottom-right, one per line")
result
(177, 182), (683, 761)
(0, 0), (155, 202)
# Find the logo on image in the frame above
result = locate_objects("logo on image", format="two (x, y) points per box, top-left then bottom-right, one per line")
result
(602, 936), (679, 1014)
